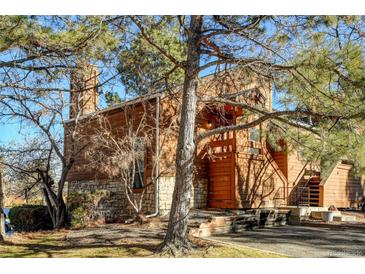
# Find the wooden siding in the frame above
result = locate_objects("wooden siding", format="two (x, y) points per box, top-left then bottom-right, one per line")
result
(235, 126), (288, 208)
(208, 152), (236, 208)
(65, 100), (157, 182)
(157, 92), (210, 179)
(270, 150), (288, 179)
(286, 150), (308, 185)
(322, 163), (365, 208)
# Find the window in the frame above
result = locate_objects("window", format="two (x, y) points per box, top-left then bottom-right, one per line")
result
(297, 149), (305, 161)
(248, 128), (260, 143)
(133, 158), (144, 189)
(248, 147), (260, 155)
(132, 139), (146, 189)
(248, 127), (261, 155)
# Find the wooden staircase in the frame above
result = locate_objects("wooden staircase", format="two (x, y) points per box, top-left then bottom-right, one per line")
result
(285, 169), (322, 207)
(307, 176), (321, 206)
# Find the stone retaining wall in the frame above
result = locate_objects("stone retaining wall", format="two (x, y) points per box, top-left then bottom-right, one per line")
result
(68, 177), (208, 221)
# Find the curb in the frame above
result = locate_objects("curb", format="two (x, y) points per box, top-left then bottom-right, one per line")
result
(300, 221), (365, 232)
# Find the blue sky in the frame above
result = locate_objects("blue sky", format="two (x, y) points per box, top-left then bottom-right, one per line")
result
(0, 112), (44, 145)
(0, 123), (21, 144)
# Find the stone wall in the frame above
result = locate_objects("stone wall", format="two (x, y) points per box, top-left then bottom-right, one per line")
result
(157, 177), (208, 216)
(157, 177), (175, 216)
(68, 180), (126, 222)
(68, 180), (155, 222)
(192, 178), (208, 209)
(68, 177), (208, 221)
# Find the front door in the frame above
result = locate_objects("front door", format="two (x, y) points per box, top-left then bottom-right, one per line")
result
(208, 131), (236, 208)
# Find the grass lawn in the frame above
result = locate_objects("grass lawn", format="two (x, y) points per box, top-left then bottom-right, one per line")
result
(0, 225), (285, 258)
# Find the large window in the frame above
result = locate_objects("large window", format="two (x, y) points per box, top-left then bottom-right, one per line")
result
(132, 139), (145, 189)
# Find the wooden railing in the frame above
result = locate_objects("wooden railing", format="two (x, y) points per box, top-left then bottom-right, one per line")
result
(209, 138), (235, 154)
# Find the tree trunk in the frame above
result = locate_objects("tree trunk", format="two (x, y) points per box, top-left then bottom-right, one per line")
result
(0, 171), (5, 242)
(135, 212), (148, 224)
(54, 198), (67, 229)
(42, 179), (67, 229)
(161, 15), (203, 255)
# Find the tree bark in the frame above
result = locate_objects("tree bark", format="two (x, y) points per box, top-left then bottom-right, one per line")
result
(40, 171), (67, 229)
(54, 198), (67, 229)
(0, 171), (5, 242)
(161, 15), (203, 255)
(42, 189), (67, 229)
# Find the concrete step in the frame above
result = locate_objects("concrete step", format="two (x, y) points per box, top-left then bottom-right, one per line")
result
(333, 215), (357, 222)
(310, 210), (342, 221)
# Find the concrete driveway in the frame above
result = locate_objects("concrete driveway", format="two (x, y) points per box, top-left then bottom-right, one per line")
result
(206, 225), (365, 258)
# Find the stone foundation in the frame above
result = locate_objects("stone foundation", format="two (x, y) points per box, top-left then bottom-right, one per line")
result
(68, 177), (208, 221)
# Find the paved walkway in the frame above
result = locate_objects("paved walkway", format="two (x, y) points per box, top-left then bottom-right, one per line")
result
(207, 225), (365, 258)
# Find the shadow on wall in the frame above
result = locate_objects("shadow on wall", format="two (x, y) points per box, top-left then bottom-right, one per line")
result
(236, 156), (276, 209)
(344, 166), (365, 209)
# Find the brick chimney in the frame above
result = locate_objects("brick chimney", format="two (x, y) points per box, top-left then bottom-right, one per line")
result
(70, 64), (99, 119)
